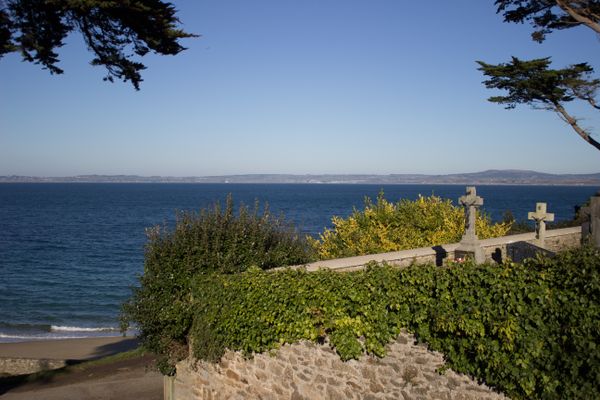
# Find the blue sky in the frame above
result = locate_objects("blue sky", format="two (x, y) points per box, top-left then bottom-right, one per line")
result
(1, 1), (598, 176)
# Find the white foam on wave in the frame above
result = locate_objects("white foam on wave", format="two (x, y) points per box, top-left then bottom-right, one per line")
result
(0, 327), (137, 343)
(50, 325), (119, 332)
(0, 333), (82, 341)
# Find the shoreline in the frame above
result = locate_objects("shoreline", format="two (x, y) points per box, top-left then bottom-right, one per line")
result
(0, 326), (138, 345)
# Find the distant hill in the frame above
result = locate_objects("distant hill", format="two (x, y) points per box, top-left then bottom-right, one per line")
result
(1, 170), (599, 185)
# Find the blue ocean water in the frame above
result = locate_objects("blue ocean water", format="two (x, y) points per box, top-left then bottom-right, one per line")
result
(0, 183), (596, 342)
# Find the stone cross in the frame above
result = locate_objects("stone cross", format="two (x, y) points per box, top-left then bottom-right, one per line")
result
(459, 186), (483, 243)
(455, 186), (485, 264)
(528, 202), (554, 247)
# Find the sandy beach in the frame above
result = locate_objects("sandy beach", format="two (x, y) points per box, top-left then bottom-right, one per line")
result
(0, 337), (163, 399)
(0, 336), (139, 361)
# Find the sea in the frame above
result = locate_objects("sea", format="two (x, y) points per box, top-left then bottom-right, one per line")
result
(0, 183), (596, 343)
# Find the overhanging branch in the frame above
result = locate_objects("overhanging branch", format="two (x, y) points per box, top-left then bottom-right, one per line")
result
(553, 101), (600, 151)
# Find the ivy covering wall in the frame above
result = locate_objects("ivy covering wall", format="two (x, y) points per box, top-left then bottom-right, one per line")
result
(191, 247), (599, 400)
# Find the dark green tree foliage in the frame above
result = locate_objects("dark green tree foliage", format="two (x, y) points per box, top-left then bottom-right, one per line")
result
(120, 196), (315, 374)
(478, 57), (600, 151)
(496, 0), (600, 42)
(0, 0), (195, 89)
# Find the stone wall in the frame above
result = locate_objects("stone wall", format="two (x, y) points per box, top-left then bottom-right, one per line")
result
(544, 227), (582, 252)
(168, 331), (507, 400)
(0, 357), (67, 375)
(289, 227), (581, 272)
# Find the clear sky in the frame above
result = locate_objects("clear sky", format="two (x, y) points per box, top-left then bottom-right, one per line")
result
(1, 1), (599, 176)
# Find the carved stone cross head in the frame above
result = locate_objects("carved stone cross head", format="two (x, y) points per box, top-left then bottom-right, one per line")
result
(528, 202), (555, 223)
(459, 186), (483, 208)
(528, 202), (554, 246)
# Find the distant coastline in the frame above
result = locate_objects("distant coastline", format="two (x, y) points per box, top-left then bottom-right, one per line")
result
(1, 170), (600, 186)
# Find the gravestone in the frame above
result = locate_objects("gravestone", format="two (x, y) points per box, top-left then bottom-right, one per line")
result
(528, 202), (554, 248)
(506, 241), (555, 263)
(455, 186), (485, 264)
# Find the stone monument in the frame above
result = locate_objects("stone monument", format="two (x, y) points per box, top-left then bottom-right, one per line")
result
(455, 186), (485, 264)
(528, 202), (554, 248)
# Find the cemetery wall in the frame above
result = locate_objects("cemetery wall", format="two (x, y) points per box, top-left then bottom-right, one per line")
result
(293, 226), (581, 272)
(543, 227), (582, 252)
(167, 227), (580, 400)
(167, 332), (507, 400)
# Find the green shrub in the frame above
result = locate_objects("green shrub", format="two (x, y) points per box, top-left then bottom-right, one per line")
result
(309, 193), (512, 259)
(120, 195), (315, 374)
(188, 246), (600, 399)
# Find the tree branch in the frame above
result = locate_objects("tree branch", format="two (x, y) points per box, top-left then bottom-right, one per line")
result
(553, 101), (600, 151)
(556, 0), (600, 35)
(585, 95), (600, 110)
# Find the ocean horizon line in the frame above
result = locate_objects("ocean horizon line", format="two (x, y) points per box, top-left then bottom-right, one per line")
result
(2, 169), (600, 186)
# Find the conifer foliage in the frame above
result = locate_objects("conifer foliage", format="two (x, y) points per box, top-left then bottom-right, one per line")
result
(478, 57), (600, 151)
(496, 0), (600, 42)
(0, 0), (196, 89)
(481, 1), (600, 152)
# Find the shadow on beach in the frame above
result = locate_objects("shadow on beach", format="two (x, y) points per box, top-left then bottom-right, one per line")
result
(0, 337), (151, 396)
(0, 359), (83, 395)
(88, 338), (139, 359)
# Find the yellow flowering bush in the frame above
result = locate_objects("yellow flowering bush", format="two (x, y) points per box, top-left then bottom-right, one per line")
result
(309, 193), (512, 259)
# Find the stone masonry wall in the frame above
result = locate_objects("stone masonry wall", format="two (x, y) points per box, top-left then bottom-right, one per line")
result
(169, 331), (507, 400)
(0, 358), (67, 375)
(544, 229), (581, 252)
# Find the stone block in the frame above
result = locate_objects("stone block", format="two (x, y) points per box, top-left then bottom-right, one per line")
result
(326, 386), (346, 400)
(268, 362), (283, 376)
(225, 369), (240, 381)
(369, 381), (385, 393)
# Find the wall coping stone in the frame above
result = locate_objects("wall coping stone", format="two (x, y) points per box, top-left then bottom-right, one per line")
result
(282, 227), (580, 272)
